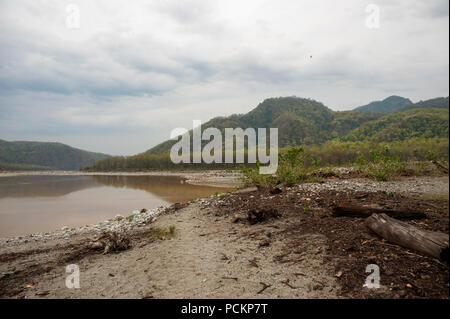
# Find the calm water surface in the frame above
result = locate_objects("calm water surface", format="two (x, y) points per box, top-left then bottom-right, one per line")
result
(0, 175), (231, 237)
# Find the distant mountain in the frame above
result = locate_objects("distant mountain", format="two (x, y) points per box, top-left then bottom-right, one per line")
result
(146, 96), (449, 155)
(353, 96), (413, 113)
(397, 96), (449, 112)
(146, 97), (383, 154)
(84, 95), (449, 171)
(353, 96), (449, 114)
(0, 139), (110, 170)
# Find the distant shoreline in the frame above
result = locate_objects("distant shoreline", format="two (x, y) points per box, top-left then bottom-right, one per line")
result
(0, 170), (242, 188)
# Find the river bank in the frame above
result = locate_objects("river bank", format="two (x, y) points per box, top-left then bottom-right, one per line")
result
(0, 175), (448, 298)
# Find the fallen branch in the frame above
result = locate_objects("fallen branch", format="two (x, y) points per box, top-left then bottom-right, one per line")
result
(199, 232), (214, 237)
(257, 282), (271, 294)
(88, 231), (131, 254)
(332, 204), (426, 220)
(281, 279), (298, 289)
(221, 276), (238, 281)
(220, 253), (229, 261)
(294, 272), (306, 277)
(432, 160), (449, 174)
(248, 258), (259, 268)
(365, 213), (449, 262)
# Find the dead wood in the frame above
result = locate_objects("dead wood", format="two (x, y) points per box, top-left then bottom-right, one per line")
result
(332, 204), (426, 220)
(365, 213), (449, 262)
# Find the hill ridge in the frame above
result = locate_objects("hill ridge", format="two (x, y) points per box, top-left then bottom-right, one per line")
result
(145, 96), (448, 155)
(0, 139), (110, 171)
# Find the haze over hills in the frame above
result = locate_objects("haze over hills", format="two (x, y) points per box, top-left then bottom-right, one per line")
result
(353, 96), (449, 114)
(396, 97), (449, 112)
(0, 140), (110, 171)
(146, 96), (449, 155)
(353, 96), (413, 113)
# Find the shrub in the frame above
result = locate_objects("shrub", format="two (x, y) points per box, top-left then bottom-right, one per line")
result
(241, 147), (321, 188)
(358, 146), (407, 181)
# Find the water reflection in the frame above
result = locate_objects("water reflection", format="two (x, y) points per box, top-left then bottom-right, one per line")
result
(0, 175), (99, 198)
(0, 175), (230, 237)
(0, 175), (231, 202)
(91, 175), (228, 203)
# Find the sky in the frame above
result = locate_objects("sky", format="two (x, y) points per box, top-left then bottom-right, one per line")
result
(0, 0), (448, 155)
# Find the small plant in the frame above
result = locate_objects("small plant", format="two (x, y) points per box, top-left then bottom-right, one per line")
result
(240, 147), (321, 189)
(126, 214), (134, 222)
(415, 161), (428, 175)
(152, 226), (176, 238)
(358, 146), (406, 181)
(303, 206), (310, 212)
(214, 191), (219, 196)
(425, 150), (438, 161)
(240, 163), (276, 188)
(189, 199), (195, 203)
(219, 194), (225, 200)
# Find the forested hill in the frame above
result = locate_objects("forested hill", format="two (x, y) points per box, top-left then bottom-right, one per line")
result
(147, 97), (382, 154)
(0, 139), (110, 170)
(146, 96), (449, 155)
(353, 96), (413, 113)
(396, 97), (449, 112)
(82, 95), (448, 171)
(353, 96), (449, 113)
(341, 107), (449, 142)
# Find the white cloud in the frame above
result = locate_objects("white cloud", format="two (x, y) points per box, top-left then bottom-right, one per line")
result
(0, 0), (448, 154)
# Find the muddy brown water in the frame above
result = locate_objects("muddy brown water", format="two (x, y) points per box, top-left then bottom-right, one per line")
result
(0, 175), (231, 237)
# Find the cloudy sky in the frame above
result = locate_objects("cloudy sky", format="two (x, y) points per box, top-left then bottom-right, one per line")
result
(0, 0), (448, 155)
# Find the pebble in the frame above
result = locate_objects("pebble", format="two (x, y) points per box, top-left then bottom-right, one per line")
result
(0, 205), (167, 245)
(312, 283), (324, 291)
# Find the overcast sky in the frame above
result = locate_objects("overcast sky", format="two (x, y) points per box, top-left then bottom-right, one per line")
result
(0, 0), (448, 155)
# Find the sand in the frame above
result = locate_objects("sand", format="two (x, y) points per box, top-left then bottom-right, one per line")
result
(0, 197), (338, 298)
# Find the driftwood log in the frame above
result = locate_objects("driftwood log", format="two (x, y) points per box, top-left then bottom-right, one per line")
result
(432, 160), (449, 174)
(332, 204), (426, 220)
(365, 213), (449, 262)
(88, 231), (131, 254)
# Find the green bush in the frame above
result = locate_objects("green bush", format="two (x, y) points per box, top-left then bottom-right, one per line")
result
(241, 162), (276, 188)
(357, 146), (407, 181)
(241, 147), (321, 188)
(277, 147), (321, 186)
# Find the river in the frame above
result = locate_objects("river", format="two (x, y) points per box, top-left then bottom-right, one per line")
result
(0, 175), (231, 237)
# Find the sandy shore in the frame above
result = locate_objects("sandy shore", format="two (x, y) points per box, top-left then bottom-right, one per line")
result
(0, 175), (448, 299)
(0, 188), (339, 299)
